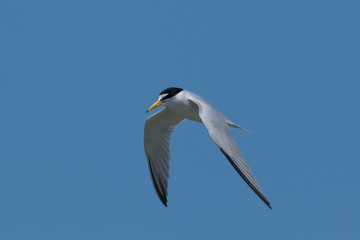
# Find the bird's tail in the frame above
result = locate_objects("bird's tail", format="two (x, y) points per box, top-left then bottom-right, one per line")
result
(226, 120), (251, 133)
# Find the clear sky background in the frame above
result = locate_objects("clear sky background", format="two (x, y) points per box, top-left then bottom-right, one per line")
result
(1, 1), (359, 239)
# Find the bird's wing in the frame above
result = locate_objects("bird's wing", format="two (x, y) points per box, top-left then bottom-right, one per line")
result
(188, 96), (271, 208)
(144, 108), (185, 206)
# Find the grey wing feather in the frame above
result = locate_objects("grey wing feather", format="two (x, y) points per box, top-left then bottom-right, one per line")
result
(188, 95), (271, 208)
(144, 108), (184, 206)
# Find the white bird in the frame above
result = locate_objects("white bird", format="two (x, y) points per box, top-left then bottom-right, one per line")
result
(144, 87), (271, 209)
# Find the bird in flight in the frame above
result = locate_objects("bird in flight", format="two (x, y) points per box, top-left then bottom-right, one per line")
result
(144, 87), (271, 209)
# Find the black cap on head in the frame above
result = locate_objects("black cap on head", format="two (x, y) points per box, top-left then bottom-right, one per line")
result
(159, 87), (183, 101)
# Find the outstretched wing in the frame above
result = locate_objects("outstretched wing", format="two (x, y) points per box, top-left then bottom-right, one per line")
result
(144, 108), (184, 206)
(189, 96), (271, 209)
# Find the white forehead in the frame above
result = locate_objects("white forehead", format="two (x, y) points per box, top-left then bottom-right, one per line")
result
(158, 93), (168, 101)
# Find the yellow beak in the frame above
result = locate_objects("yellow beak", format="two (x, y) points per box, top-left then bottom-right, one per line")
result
(146, 100), (164, 113)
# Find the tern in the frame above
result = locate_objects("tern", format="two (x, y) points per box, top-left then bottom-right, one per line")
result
(144, 87), (271, 208)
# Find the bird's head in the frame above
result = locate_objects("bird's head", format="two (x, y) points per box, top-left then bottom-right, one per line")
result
(146, 87), (183, 113)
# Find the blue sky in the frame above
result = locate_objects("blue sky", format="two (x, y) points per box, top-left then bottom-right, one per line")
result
(1, 0), (359, 239)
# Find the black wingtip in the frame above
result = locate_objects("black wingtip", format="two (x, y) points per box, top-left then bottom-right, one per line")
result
(160, 197), (168, 207)
(219, 147), (272, 210)
(146, 110), (148, 113)
(148, 158), (169, 207)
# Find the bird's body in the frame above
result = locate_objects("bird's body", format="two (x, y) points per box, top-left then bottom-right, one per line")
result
(144, 87), (271, 208)
(164, 90), (202, 122)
